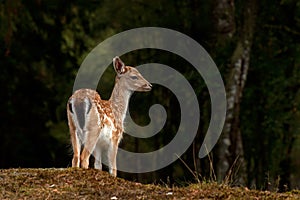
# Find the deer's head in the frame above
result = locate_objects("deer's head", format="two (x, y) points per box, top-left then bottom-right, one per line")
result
(113, 56), (152, 92)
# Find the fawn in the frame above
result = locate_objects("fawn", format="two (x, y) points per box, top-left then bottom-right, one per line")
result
(67, 56), (152, 177)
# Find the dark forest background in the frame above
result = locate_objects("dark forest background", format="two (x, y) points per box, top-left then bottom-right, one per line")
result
(1, 0), (300, 191)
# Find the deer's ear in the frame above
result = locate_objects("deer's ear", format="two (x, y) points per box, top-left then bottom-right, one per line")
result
(113, 56), (125, 75)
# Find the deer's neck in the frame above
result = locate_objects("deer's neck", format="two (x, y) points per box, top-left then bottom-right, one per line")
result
(109, 79), (132, 127)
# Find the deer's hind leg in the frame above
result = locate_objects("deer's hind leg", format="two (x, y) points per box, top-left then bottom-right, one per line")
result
(80, 126), (101, 169)
(68, 111), (80, 168)
(71, 131), (81, 168)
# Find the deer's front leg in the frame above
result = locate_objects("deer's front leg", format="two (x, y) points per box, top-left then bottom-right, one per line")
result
(108, 143), (118, 177)
(93, 143), (102, 170)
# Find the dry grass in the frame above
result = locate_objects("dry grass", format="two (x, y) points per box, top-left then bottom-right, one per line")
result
(0, 168), (299, 200)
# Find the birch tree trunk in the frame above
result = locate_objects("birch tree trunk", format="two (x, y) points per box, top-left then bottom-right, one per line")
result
(213, 0), (257, 185)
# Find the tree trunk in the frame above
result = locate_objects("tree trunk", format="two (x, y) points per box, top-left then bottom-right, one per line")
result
(213, 0), (257, 185)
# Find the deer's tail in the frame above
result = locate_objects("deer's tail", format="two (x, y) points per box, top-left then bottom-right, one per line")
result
(68, 97), (92, 143)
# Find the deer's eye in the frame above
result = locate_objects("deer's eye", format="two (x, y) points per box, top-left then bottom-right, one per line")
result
(130, 76), (138, 80)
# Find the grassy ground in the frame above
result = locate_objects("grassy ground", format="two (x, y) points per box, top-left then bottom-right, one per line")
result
(0, 168), (299, 199)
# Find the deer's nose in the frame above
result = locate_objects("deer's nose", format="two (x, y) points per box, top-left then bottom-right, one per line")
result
(144, 83), (152, 91)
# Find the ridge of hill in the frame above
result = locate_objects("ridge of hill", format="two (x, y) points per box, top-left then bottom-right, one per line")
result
(1, 168), (299, 199)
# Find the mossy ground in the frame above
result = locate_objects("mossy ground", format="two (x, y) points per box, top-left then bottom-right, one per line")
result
(0, 168), (299, 199)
